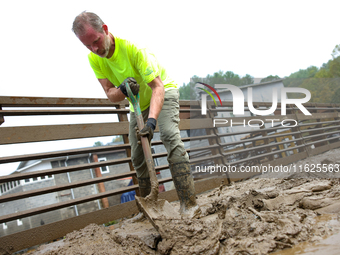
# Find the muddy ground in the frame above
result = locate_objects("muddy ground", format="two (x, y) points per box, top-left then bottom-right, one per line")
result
(28, 149), (340, 255)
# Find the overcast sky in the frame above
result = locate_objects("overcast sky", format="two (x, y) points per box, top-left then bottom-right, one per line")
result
(0, 0), (339, 175)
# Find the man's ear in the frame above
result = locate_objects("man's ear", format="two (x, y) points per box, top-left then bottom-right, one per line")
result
(102, 24), (109, 34)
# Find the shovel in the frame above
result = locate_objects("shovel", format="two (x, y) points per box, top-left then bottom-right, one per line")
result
(125, 81), (180, 236)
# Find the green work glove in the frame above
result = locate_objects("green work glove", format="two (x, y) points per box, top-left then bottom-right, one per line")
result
(118, 77), (139, 97)
(137, 118), (157, 144)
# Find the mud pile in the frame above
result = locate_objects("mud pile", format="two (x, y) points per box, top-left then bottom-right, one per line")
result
(29, 150), (340, 255)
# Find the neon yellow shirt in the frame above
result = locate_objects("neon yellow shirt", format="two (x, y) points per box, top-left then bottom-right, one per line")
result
(88, 36), (178, 112)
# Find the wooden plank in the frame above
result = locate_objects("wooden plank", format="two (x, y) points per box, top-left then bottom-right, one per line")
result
(180, 118), (213, 130)
(0, 119), (211, 145)
(223, 138), (302, 157)
(0, 144), (131, 164)
(0, 122), (130, 145)
(299, 119), (340, 127)
(297, 124), (340, 135)
(189, 144), (219, 153)
(190, 154), (222, 164)
(307, 143), (331, 156)
(0, 109), (129, 116)
(306, 136), (340, 146)
(0, 95), (337, 109)
(296, 112), (339, 120)
(304, 130), (340, 141)
(307, 140), (340, 156)
(227, 144), (306, 166)
(329, 140), (340, 150)
(0, 96), (129, 107)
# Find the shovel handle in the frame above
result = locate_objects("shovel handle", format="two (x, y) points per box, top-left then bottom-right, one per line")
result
(125, 82), (159, 200)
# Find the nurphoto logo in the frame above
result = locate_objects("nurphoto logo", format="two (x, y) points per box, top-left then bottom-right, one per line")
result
(195, 82), (312, 128)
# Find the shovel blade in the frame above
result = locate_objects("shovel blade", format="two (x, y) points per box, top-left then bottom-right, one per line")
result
(135, 196), (180, 235)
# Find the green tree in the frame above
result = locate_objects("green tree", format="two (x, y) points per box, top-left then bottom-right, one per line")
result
(284, 66), (319, 88)
(260, 75), (281, 83)
(222, 71), (241, 85)
(331, 44), (340, 59)
(183, 71), (254, 100)
(240, 74), (254, 85)
(179, 82), (195, 100)
(315, 67), (332, 78)
(329, 56), (340, 77)
(331, 87), (340, 103)
(204, 70), (253, 86)
(206, 70), (226, 85)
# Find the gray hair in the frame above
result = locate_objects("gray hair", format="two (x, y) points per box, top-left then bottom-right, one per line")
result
(72, 11), (105, 36)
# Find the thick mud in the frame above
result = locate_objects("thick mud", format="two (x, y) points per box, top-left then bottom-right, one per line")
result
(27, 149), (340, 255)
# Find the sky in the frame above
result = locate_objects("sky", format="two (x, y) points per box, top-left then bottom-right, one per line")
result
(0, 0), (339, 175)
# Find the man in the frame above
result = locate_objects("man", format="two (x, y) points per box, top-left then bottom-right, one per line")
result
(72, 11), (199, 218)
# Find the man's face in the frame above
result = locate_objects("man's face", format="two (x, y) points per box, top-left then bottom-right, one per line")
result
(77, 25), (111, 58)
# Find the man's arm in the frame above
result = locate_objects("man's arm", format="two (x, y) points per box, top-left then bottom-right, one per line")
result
(98, 78), (126, 102)
(148, 76), (165, 120)
(136, 75), (165, 143)
(98, 75), (165, 119)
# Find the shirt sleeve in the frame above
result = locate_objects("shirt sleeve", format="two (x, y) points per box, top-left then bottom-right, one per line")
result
(135, 48), (160, 84)
(88, 54), (106, 79)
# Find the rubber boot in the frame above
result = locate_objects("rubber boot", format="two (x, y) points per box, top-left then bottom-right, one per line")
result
(127, 177), (151, 223)
(170, 162), (201, 218)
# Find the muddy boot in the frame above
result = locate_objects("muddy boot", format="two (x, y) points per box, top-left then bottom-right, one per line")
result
(170, 162), (201, 218)
(128, 177), (151, 223)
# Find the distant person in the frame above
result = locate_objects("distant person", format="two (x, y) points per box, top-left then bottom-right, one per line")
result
(72, 11), (199, 218)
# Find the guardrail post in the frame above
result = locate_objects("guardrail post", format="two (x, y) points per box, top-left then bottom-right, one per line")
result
(0, 105), (4, 125)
